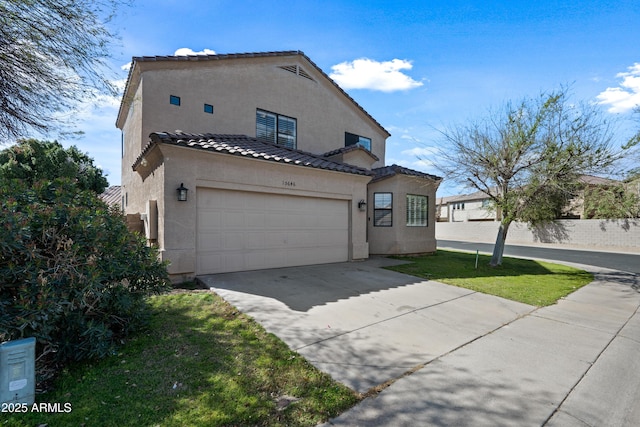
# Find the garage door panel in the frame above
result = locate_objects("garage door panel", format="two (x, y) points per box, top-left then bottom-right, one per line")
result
(265, 213), (288, 228)
(198, 231), (222, 251)
(318, 230), (348, 246)
(197, 253), (223, 272)
(287, 230), (316, 246)
(198, 210), (222, 230)
(246, 231), (266, 249)
(246, 212), (266, 228)
(223, 211), (246, 227)
(197, 189), (349, 275)
(223, 231), (246, 250)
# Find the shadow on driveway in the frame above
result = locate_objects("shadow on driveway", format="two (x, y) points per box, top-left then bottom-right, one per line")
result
(197, 257), (420, 312)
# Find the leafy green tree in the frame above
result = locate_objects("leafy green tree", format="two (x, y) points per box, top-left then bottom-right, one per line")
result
(437, 89), (618, 266)
(0, 139), (108, 193)
(583, 181), (640, 219)
(0, 0), (128, 139)
(0, 179), (170, 384)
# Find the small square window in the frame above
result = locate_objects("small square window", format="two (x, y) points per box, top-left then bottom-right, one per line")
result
(204, 104), (214, 114)
(170, 95), (181, 106)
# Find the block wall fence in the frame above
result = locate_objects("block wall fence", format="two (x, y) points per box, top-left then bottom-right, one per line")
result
(436, 219), (640, 251)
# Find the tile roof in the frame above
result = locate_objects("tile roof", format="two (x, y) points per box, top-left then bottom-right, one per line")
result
(117, 51), (390, 137)
(371, 164), (442, 183)
(323, 145), (380, 161)
(437, 189), (494, 204)
(137, 132), (374, 177)
(99, 185), (121, 207)
(578, 175), (618, 185)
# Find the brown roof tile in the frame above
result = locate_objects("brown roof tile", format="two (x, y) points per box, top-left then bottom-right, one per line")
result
(137, 132), (374, 177)
(372, 164), (442, 183)
(99, 185), (121, 207)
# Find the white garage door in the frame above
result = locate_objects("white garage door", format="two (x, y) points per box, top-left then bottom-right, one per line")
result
(196, 188), (349, 275)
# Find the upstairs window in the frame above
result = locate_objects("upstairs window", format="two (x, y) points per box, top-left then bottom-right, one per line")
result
(345, 132), (372, 151)
(169, 95), (181, 106)
(407, 194), (428, 226)
(256, 109), (297, 149)
(374, 193), (393, 227)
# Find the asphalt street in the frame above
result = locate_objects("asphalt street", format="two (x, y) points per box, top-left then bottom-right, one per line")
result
(438, 239), (640, 274)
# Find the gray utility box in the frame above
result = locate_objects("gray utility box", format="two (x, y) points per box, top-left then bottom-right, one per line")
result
(0, 337), (36, 405)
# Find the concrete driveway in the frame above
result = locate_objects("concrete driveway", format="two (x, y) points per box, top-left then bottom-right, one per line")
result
(198, 257), (640, 426)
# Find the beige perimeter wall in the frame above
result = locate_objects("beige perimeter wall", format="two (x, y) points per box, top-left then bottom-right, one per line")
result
(436, 219), (640, 251)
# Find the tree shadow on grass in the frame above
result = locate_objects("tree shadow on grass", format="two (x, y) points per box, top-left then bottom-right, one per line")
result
(388, 250), (559, 281)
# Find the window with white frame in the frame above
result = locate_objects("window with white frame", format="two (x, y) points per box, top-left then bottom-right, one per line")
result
(406, 194), (428, 226)
(256, 109), (297, 149)
(374, 193), (392, 227)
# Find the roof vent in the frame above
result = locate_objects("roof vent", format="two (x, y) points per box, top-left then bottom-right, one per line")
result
(278, 65), (316, 82)
(279, 64), (297, 75)
(298, 67), (314, 81)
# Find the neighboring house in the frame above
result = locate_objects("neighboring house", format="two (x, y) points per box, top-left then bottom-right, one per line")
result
(116, 50), (442, 281)
(436, 175), (622, 222)
(436, 189), (499, 222)
(99, 185), (122, 208)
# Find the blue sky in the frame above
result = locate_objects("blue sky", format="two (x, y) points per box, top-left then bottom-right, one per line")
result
(67, 0), (640, 195)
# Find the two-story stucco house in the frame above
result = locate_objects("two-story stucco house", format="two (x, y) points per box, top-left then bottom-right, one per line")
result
(116, 50), (441, 281)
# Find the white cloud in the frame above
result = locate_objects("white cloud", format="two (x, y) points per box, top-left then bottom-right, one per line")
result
(401, 134), (421, 142)
(174, 48), (216, 56)
(401, 146), (439, 157)
(329, 58), (423, 92)
(596, 63), (640, 113)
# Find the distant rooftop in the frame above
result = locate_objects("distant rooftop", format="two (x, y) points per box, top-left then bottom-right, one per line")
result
(99, 185), (121, 207)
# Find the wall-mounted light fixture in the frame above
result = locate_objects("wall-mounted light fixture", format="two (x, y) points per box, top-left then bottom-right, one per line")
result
(358, 199), (367, 211)
(176, 183), (189, 202)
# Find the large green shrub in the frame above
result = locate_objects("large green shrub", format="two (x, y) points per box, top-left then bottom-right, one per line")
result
(0, 179), (170, 383)
(0, 139), (109, 194)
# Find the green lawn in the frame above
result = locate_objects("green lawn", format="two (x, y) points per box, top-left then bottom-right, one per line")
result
(3, 291), (359, 427)
(388, 250), (594, 306)
(4, 251), (593, 426)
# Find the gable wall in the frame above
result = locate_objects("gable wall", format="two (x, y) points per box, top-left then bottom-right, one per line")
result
(129, 55), (387, 165)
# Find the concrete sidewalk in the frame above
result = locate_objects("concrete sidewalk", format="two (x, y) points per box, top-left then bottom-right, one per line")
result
(199, 259), (640, 426)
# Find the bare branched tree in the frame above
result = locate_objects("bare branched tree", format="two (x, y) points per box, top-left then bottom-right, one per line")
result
(437, 89), (619, 266)
(0, 0), (129, 141)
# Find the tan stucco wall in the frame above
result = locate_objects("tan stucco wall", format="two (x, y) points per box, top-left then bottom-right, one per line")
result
(368, 175), (440, 254)
(118, 54), (388, 167)
(115, 53), (404, 280)
(151, 145), (370, 281)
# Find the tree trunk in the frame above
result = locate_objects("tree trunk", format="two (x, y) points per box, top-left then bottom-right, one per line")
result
(490, 221), (511, 266)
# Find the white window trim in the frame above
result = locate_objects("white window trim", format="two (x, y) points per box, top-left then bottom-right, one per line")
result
(407, 194), (428, 227)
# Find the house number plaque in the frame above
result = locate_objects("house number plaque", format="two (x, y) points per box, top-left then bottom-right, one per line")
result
(282, 180), (296, 187)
